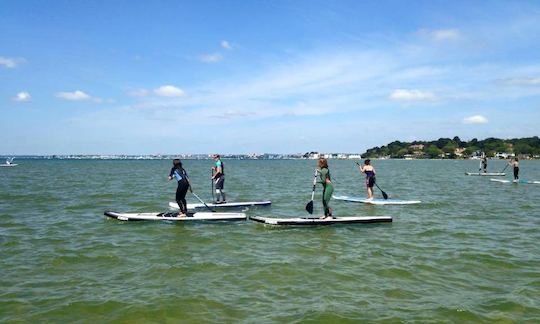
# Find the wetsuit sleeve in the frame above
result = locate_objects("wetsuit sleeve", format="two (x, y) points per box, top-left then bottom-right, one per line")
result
(169, 167), (175, 177)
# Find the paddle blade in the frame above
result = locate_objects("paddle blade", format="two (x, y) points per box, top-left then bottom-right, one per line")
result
(305, 201), (314, 214)
(381, 190), (389, 200)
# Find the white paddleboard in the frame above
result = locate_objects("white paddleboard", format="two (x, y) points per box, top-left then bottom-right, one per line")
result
(104, 211), (246, 221)
(465, 172), (505, 176)
(0, 164), (18, 167)
(169, 200), (271, 210)
(333, 195), (421, 205)
(490, 178), (540, 184)
(249, 215), (392, 225)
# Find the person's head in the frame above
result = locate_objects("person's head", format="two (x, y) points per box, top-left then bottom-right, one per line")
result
(213, 154), (220, 160)
(318, 158), (328, 169)
(173, 159), (182, 168)
(364, 159), (371, 166)
(514, 157), (519, 162)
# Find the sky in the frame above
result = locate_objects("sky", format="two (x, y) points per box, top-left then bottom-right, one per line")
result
(1, 0), (540, 155)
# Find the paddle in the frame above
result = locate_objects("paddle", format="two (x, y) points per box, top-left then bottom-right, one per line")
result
(375, 183), (389, 200)
(305, 169), (318, 214)
(211, 169), (215, 203)
(355, 161), (388, 200)
(499, 161), (509, 174)
(191, 191), (216, 212)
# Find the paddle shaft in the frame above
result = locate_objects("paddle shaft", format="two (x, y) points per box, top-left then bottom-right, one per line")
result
(500, 162), (509, 174)
(191, 191), (216, 212)
(310, 170), (318, 200)
(305, 169), (318, 214)
(211, 169), (215, 202)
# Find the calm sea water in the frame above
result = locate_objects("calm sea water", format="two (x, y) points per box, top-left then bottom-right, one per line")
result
(1, 159), (539, 322)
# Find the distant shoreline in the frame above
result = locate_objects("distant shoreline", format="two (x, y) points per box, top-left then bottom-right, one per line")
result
(2, 155), (538, 161)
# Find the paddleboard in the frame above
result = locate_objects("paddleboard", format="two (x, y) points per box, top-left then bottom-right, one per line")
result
(465, 172), (505, 176)
(169, 200), (271, 210)
(249, 215), (392, 225)
(333, 195), (421, 205)
(104, 211), (246, 221)
(0, 164), (18, 167)
(490, 178), (540, 184)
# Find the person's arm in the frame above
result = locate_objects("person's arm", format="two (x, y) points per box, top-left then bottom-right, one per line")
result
(168, 167), (174, 181)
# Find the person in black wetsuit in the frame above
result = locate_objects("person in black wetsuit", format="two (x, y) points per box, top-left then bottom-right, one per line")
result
(510, 158), (519, 180)
(168, 159), (192, 216)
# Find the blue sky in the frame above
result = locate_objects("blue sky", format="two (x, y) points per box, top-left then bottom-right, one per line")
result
(1, 0), (540, 154)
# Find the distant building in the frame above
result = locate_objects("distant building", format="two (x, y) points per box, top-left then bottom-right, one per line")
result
(454, 147), (466, 157)
(494, 152), (515, 159)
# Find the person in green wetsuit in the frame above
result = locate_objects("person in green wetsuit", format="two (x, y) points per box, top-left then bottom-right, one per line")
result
(317, 158), (334, 219)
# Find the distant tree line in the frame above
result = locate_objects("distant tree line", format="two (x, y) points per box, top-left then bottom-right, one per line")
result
(362, 136), (540, 159)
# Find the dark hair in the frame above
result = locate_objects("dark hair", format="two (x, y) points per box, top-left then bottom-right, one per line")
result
(364, 159), (371, 165)
(318, 158), (328, 169)
(173, 159), (182, 168)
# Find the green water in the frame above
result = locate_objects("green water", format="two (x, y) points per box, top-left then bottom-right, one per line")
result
(1, 159), (539, 322)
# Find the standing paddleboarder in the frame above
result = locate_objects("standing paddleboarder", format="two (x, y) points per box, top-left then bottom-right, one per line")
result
(317, 158), (333, 219)
(211, 154), (226, 204)
(510, 158), (519, 181)
(481, 156), (488, 173)
(168, 159), (192, 217)
(358, 159), (376, 199)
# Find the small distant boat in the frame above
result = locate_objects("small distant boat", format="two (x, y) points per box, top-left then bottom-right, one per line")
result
(0, 157), (18, 167)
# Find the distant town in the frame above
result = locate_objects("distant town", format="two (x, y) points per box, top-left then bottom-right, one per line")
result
(2, 152), (363, 160)
(3, 137), (539, 160)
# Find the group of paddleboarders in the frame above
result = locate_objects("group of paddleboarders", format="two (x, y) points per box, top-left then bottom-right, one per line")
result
(168, 154), (227, 217)
(168, 154), (378, 219)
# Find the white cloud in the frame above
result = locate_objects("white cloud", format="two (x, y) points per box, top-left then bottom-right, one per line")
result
(221, 40), (232, 50)
(199, 53), (223, 63)
(419, 28), (461, 41)
(389, 89), (436, 102)
(153, 85), (185, 97)
(0, 57), (21, 68)
(128, 88), (150, 97)
(55, 90), (91, 101)
(463, 115), (488, 124)
(13, 92), (31, 102)
(501, 77), (540, 85)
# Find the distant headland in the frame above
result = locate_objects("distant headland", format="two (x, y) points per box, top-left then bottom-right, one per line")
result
(362, 136), (540, 159)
